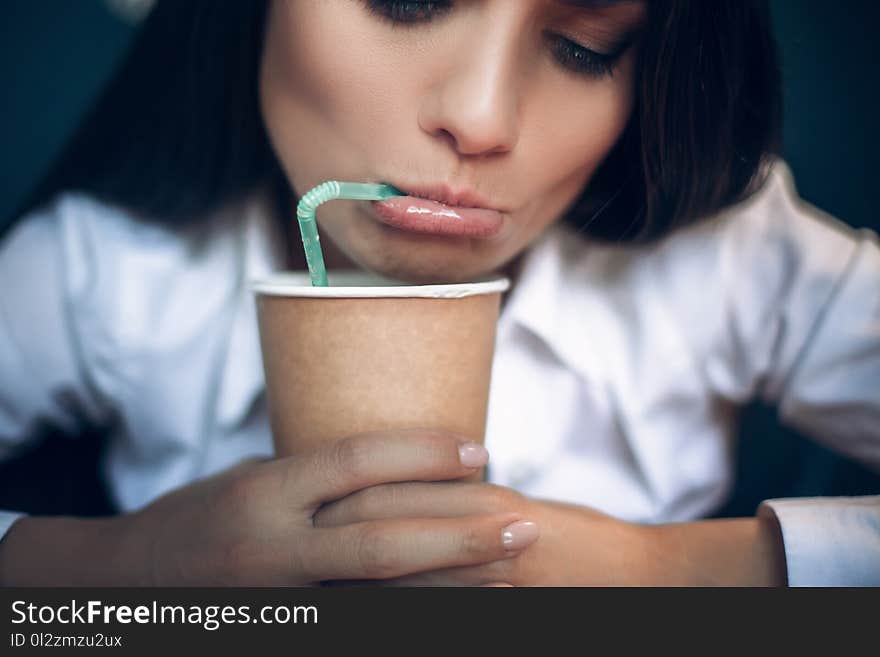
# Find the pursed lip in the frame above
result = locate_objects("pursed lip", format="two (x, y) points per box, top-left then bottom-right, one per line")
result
(384, 181), (507, 212)
(366, 180), (508, 240)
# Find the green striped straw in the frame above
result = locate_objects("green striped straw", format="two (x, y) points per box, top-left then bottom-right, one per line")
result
(296, 181), (402, 286)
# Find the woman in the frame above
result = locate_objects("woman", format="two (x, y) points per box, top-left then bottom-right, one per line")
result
(0, 0), (877, 585)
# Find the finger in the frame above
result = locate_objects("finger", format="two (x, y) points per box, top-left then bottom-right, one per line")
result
(269, 429), (489, 511)
(322, 576), (514, 587)
(377, 537), (529, 586)
(298, 514), (537, 582)
(375, 559), (518, 587)
(315, 481), (521, 528)
(319, 561), (518, 588)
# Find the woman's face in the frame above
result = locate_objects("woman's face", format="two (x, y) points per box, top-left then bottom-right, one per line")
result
(260, 0), (646, 282)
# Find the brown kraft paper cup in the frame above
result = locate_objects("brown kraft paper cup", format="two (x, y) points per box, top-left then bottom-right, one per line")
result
(252, 271), (509, 476)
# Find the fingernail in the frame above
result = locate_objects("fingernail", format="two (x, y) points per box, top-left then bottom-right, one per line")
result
(502, 521), (539, 551)
(458, 442), (489, 468)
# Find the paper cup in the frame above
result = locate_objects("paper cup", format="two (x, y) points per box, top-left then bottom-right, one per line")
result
(253, 271), (509, 468)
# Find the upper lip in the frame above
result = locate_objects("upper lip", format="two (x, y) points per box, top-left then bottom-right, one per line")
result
(384, 181), (505, 212)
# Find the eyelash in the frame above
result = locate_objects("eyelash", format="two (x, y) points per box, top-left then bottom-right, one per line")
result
(363, 0), (620, 80)
(365, 0), (452, 24)
(548, 38), (617, 79)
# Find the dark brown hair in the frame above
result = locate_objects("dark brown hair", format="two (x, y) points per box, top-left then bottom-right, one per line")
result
(571, 0), (782, 241)
(12, 0), (781, 243)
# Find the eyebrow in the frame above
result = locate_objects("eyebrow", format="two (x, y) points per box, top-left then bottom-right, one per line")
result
(555, 0), (647, 52)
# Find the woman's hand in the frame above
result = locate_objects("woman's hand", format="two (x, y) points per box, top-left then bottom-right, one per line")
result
(0, 430), (539, 586)
(313, 481), (642, 586)
(314, 481), (787, 586)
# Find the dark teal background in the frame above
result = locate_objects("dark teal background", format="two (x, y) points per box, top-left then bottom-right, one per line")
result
(1, 1), (136, 223)
(0, 1), (878, 516)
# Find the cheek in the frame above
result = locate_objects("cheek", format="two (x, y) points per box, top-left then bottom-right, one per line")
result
(503, 55), (638, 239)
(526, 62), (637, 192)
(259, 2), (402, 187)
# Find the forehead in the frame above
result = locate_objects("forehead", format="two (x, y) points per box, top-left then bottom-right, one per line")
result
(558, 0), (643, 7)
(551, 0), (648, 23)
(554, 0), (647, 18)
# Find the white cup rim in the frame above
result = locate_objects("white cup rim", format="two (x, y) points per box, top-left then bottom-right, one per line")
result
(252, 270), (510, 299)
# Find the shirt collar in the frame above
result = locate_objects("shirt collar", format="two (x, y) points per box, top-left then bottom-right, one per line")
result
(499, 222), (603, 382)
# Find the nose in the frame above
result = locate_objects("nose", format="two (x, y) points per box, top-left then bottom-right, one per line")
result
(417, 33), (520, 157)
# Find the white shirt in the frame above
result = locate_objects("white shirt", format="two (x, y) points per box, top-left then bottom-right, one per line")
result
(1, 160), (878, 585)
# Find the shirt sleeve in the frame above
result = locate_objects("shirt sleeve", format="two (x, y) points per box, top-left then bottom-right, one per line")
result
(758, 496), (880, 586)
(716, 163), (880, 460)
(773, 226), (879, 465)
(715, 161), (880, 585)
(0, 196), (114, 541)
(0, 511), (25, 547)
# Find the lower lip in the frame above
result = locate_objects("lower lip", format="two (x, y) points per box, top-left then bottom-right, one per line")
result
(368, 197), (505, 239)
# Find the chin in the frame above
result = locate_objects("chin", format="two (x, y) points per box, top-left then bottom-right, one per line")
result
(353, 251), (499, 285)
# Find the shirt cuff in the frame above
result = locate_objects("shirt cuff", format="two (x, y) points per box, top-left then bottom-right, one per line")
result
(758, 496), (880, 586)
(0, 511), (26, 544)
